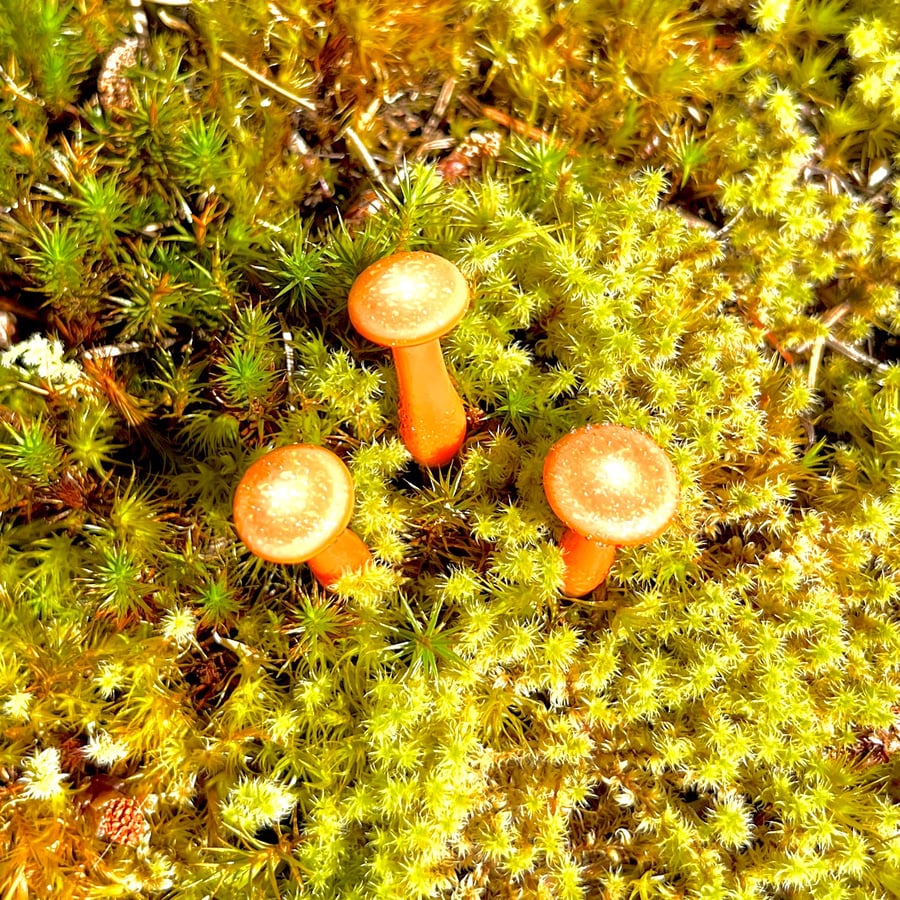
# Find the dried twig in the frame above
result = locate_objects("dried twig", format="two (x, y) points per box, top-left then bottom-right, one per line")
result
(341, 125), (387, 189)
(420, 77), (457, 146)
(822, 335), (892, 380)
(83, 338), (176, 360)
(795, 303), (851, 357)
(799, 303), (850, 390)
(217, 50), (316, 112)
(459, 94), (574, 153)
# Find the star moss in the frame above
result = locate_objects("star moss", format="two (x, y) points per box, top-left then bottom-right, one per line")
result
(1, 0), (899, 898)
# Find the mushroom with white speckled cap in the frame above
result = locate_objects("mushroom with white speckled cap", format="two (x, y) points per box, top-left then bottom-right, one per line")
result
(348, 251), (469, 467)
(542, 424), (679, 596)
(233, 444), (372, 588)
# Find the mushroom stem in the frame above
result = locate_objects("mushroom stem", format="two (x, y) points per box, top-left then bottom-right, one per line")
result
(392, 339), (466, 467)
(307, 528), (373, 588)
(558, 528), (617, 597)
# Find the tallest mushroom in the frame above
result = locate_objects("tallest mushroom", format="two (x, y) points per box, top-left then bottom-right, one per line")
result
(349, 251), (470, 467)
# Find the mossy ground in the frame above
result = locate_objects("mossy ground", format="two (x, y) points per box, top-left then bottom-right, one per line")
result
(1, 1), (899, 898)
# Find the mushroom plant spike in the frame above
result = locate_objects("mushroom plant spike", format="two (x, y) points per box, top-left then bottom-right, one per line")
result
(348, 251), (469, 467)
(233, 444), (372, 588)
(543, 424), (679, 596)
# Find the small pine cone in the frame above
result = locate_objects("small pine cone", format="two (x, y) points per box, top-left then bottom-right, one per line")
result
(98, 38), (141, 113)
(458, 130), (502, 160)
(96, 794), (150, 846)
(437, 131), (503, 184)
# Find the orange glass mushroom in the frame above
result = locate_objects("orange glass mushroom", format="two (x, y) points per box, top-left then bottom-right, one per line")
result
(233, 444), (372, 588)
(348, 251), (469, 467)
(543, 424), (679, 596)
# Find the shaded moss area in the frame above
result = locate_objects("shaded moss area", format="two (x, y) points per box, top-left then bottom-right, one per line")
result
(1, 1), (899, 897)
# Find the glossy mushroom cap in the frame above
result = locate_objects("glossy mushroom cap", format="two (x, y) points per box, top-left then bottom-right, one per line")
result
(233, 445), (355, 564)
(348, 251), (469, 347)
(543, 424), (679, 546)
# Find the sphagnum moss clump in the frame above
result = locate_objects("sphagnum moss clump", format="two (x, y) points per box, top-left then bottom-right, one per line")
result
(1, 1), (899, 898)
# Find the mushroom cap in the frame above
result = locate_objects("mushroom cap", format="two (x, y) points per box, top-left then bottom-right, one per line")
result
(348, 251), (469, 347)
(233, 444), (355, 564)
(543, 424), (679, 546)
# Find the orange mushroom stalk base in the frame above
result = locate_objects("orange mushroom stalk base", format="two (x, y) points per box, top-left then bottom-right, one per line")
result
(393, 340), (467, 467)
(558, 528), (617, 597)
(306, 529), (373, 589)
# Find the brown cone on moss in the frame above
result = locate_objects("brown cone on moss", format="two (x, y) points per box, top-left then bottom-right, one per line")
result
(543, 424), (679, 596)
(97, 38), (140, 113)
(89, 790), (150, 847)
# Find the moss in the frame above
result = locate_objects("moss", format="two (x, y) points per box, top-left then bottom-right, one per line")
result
(1, 1), (899, 898)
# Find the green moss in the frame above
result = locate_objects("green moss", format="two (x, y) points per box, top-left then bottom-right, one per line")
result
(1, 1), (899, 898)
